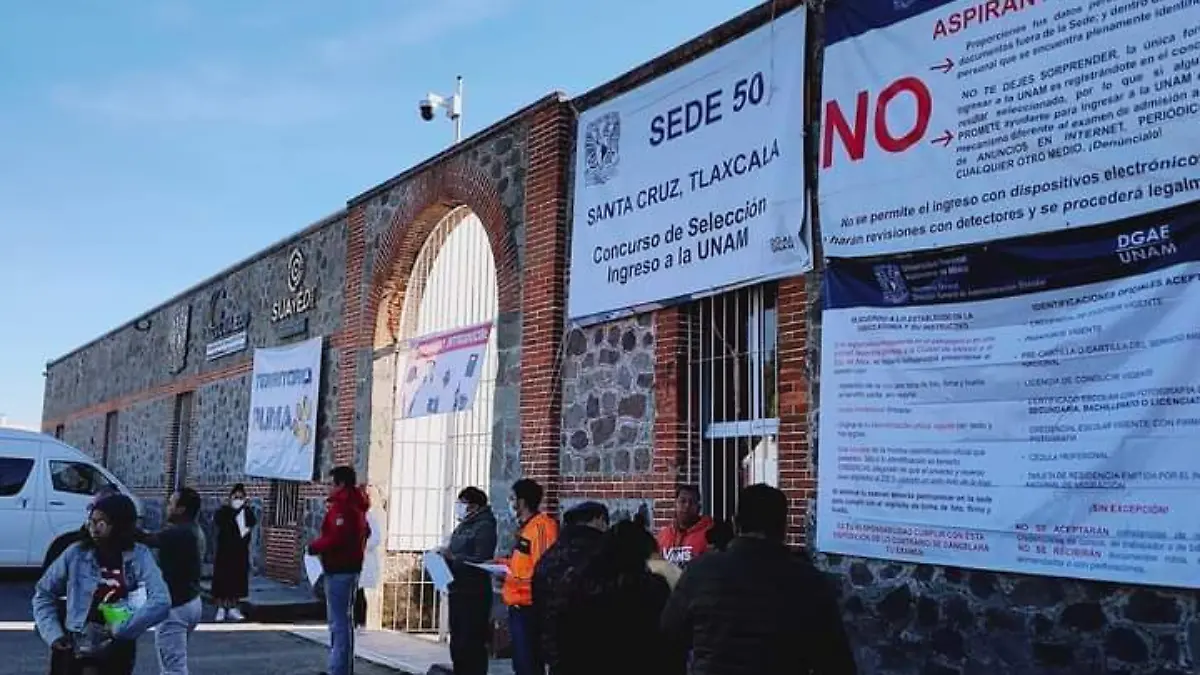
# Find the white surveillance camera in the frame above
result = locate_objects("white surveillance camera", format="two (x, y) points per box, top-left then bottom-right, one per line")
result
(419, 93), (445, 122)
(419, 98), (436, 121)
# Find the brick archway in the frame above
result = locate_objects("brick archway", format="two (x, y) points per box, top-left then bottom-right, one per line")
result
(367, 159), (519, 345)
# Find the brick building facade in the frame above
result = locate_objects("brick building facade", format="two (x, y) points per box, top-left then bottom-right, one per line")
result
(41, 1), (1196, 672)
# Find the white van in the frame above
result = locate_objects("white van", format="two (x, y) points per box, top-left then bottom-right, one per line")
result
(0, 427), (143, 568)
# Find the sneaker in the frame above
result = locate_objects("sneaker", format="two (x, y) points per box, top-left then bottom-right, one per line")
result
(227, 608), (246, 622)
(214, 608), (227, 622)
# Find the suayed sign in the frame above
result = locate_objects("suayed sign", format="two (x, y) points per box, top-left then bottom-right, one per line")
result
(272, 247), (317, 324)
(244, 336), (322, 481)
(396, 322), (492, 420)
(816, 211), (1200, 589)
(567, 7), (811, 324)
(819, 0), (1200, 258)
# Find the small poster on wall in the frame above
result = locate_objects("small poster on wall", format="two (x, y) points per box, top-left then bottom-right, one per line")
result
(244, 336), (322, 481)
(397, 322), (492, 420)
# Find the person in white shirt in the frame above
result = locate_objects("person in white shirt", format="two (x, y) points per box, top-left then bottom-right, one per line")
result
(355, 485), (385, 632)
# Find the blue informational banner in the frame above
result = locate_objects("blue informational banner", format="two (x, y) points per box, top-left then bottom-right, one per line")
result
(825, 208), (1200, 309)
(817, 208), (1200, 589)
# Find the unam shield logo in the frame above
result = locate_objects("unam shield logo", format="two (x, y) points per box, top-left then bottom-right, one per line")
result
(873, 264), (909, 304)
(584, 111), (620, 186)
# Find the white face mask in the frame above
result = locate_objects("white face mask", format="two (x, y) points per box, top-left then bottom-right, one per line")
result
(454, 502), (469, 521)
(231, 499), (245, 510)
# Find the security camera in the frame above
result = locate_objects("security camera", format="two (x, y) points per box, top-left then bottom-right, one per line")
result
(419, 93), (445, 122)
(419, 97), (436, 121)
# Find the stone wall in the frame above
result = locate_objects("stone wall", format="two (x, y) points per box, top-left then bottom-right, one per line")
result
(43, 216), (348, 577)
(816, 554), (1197, 674)
(559, 496), (653, 525)
(559, 316), (655, 477)
(110, 398), (173, 490)
(44, 217), (347, 423)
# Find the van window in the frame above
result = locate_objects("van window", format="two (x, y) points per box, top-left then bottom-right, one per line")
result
(49, 461), (116, 496)
(0, 458), (35, 496)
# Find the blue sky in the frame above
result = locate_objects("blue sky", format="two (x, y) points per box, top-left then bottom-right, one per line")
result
(0, 0), (760, 427)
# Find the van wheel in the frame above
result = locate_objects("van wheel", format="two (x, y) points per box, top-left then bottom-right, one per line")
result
(41, 533), (80, 573)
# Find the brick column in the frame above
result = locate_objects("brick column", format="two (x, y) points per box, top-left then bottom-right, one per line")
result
(520, 100), (571, 512)
(777, 276), (814, 547)
(651, 307), (692, 532)
(334, 205), (368, 469)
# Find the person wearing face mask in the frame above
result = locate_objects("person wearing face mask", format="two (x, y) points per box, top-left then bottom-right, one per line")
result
(440, 487), (497, 675)
(211, 484), (256, 622)
(495, 479), (558, 675)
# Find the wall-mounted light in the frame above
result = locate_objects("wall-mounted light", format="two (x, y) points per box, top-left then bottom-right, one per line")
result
(134, 318), (152, 332)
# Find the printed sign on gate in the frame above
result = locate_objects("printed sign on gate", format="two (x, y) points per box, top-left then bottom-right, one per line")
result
(397, 322), (492, 420)
(820, 0), (1200, 258)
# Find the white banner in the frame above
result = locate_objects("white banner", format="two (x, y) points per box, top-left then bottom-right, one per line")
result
(397, 323), (491, 420)
(567, 7), (811, 324)
(244, 337), (322, 481)
(817, 214), (1200, 588)
(820, 0), (1200, 258)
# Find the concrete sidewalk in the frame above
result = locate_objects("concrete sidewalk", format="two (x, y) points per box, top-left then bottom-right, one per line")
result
(200, 575), (324, 622)
(290, 627), (509, 675)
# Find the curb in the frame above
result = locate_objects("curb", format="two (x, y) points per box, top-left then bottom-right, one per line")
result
(288, 629), (428, 674)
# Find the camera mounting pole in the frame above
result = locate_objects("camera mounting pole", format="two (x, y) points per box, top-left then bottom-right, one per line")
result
(452, 76), (463, 143)
(422, 76), (464, 144)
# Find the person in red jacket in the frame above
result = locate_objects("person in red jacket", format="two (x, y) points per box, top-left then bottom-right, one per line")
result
(308, 466), (370, 675)
(656, 485), (713, 567)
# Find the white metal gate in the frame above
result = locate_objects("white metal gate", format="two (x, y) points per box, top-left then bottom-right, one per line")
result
(683, 282), (780, 523)
(385, 207), (497, 637)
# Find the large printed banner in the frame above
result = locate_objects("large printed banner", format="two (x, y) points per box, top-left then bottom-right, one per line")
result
(245, 337), (322, 481)
(820, 0), (1200, 258)
(568, 7), (811, 324)
(816, 210), (1200, 588)
(397, 322), (492, 420)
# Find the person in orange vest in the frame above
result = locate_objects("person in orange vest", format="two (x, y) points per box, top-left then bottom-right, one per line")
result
(496, 479), (558, 675)
(656, 485), (714, 567)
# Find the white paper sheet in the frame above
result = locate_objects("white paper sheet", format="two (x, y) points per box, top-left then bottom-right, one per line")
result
(303, 554), (323, 588)
(422, 551), (454, 592)
(466, 562), (509, 577)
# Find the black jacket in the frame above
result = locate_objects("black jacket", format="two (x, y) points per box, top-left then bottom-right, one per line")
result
(150, 521), (204, 607)
(553, 558), (678, 675)
(446, 508), (498, 594)
(660, 537), (857, 675)
(532, 525), (606, 672)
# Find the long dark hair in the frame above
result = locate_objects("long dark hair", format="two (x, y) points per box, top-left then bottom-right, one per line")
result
(589, 512), (657, 582)
(80, 494), (138, 553)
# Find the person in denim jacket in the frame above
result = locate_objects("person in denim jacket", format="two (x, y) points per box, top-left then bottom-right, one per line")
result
(32, 494), (171, 675)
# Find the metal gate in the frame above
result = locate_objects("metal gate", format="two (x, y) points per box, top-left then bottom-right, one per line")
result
(385, 207), (497, 637)
(682, 282), (780, 523)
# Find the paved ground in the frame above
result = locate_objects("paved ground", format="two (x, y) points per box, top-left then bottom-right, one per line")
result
(0, 571), (397, 674)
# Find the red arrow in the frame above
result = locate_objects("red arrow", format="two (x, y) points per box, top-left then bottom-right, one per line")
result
(929, 57), (954, 74)
(931, 130), (954, 147)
